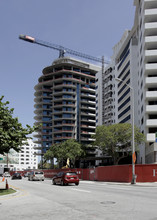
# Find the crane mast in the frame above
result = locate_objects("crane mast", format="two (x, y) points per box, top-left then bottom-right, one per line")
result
(19, 34), (109, 68)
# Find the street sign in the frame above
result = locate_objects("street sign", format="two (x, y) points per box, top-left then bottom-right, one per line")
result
(132, 152), (136, 164)
(0, 158), (3, 160)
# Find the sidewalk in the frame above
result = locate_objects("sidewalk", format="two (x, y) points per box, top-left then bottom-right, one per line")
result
(0, 181), (6, 189)
(106, 181), (157, 187)
(130, 182), (157, 187)
(81, 180), (157, 187)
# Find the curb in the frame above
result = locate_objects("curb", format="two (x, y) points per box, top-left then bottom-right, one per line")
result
(81, 180), (157, 187)
(0, 187), (18, 198)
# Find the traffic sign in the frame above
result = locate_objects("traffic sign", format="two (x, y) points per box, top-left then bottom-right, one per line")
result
(132, 152), (136, 164)
(0, 158), (3, 160)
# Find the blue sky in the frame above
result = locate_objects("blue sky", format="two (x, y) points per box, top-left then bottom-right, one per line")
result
(0, 0), (135, 127)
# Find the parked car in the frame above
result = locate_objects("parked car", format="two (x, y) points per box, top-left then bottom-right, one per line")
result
(52, 171), (79, 186)
(11, 173), (22, 180)
(28, 171), (44, 181)
(24, 172), (31, 177)
(3, 172), (11, 177)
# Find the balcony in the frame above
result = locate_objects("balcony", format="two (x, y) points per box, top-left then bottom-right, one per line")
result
(33, 133), (41, 138)
(146, 119), (157, 126)
(88, 138), (95, 141)
(38, 79), (53, 85)
(146, 105), (157, 113)
(53, 117), (75, 121)
(144, 7), (157, 23)
(54, 136), (72, 140)
(146, 133), (156, 142)
(34, 109), (43, 115)
(34, 152), (44, 156)
(81, 124), (95, 129)
(82, 87), (95, 92)
(145, 36), (157, 50)
(145, 63), (157, 73)
(34, 116), (43, 123)
(146, 91), (157, 99)
(88, 106), (95, 110)
(62, 123), (75, 126)
(145, 50), (157, 63)
(33, 146), (43, 150)
(146, 76), (157, 87)
(81, 131), (89, 135)
(53, 130), (73, 133)
(80, 137), (91, 141)
(33, 139), (41, 144)
(81, 112), (95, 117)
(88, 125), (96, 128)
(88, 100), (96, 104)
(42, 138), (52, 142)
(88, 119), (95, 123)
(144, 22), (157, 36)
(81, 93), (94, 98)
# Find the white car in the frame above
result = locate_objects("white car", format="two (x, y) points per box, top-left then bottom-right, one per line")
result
(3, 172), (11, 177)
(24, 172), (31, 177)
(28, 171), (44, 181)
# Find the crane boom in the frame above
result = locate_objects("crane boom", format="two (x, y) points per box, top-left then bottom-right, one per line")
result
(19, 34), (109, 65)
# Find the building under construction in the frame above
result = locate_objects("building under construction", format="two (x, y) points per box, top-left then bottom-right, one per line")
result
(34, 56), (100, 167)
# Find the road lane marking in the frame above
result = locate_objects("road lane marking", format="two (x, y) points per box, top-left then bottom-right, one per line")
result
(81, 181), (133, 191)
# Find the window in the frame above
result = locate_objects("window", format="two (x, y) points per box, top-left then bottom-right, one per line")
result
(141, 105), (143, 113)
(63, 113), (73, 118)
(118, 106), (131, 119)
(63, 94), (73, 98)
(43, 117), (51, 121)
(118, 88), (130, 103)
(141, 117), (143, 125)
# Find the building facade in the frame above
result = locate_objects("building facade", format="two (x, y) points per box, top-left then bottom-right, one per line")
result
(0, 139), (38, 171)
(34, 57), (100, 166)
(98, 0), (157, 164)
(113, 29), (139, 125)
(134, 0), (157, 163)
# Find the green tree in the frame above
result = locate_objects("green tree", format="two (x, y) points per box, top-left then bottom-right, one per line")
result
(93, 123), (145, 165)
(0, 96), (38, 155)
(44, 139), (85, 168)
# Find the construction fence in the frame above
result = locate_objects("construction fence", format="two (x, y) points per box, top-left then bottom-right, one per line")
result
(42, 164), (157, 183)
(10, 164), (157, 183)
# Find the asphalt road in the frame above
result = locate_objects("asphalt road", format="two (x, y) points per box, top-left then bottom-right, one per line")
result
(1, 178), (157, 220)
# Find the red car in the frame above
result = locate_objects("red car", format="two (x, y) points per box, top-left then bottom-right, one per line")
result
(52, 171), (79, 186)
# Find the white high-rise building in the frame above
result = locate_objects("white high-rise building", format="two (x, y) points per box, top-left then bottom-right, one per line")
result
(0, 139), (38, 171)
(18, 139), (38, 170)
(134, 0), (157, 163)
(99, 0), (157, 164)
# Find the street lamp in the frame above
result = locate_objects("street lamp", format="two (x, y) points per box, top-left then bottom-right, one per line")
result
(115, 78), (136, 184)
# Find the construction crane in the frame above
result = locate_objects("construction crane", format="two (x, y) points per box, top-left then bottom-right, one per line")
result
(19, 34), (109, 69)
